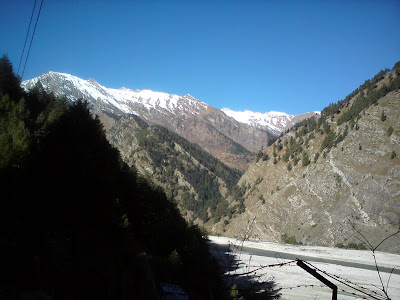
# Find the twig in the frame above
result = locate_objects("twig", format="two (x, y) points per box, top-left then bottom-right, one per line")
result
(349, 217), (400, 299)
(385, 265), (399, 296)
(374, 227), (400, 251)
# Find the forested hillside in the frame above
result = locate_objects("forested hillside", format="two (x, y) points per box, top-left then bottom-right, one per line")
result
(0, 55), (228, 299)
(108, 114), (243, 223)
(21, 72), (266, 171)
(215, 61), (400, 253)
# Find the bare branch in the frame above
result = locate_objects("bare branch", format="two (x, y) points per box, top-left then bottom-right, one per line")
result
(349, 216), (373, 250)
(385, 265), (399, 298)
(348, 216), (400, 299)
(373, 228), (400, 251)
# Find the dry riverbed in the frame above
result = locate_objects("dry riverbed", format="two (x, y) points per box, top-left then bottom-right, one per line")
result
(209, 236), (400, 300)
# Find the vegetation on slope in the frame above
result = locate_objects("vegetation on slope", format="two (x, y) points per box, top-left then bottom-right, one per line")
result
(270, 61), (400, 171)
(223, 60), (400, 252)
(109, 116), (243, 223)
(0, 55), (228, 299)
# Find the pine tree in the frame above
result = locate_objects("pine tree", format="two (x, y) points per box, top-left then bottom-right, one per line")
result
(230, 285), (245, 300)
(0, 95), (31, 167)
(302, 153), (310, 167)
(0, 55), (23, 100)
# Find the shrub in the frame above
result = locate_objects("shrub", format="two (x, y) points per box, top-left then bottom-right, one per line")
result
(262, 153), (270, 161)
(282, 233), (301, 244)
(381, 111), (387, 121)
(302, 153), (310, 167)
(388, 126), (394, 136)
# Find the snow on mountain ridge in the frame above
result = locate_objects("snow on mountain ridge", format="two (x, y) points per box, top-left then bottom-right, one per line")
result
(22, 72), (209, 116)
(221, 107), (320, 134)
(22, 72), (317, 135)
(221, 108), (294, 134)
(22, 72), (278, 170)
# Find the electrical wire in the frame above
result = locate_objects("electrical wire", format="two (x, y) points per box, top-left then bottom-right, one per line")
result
(17, 0), (37, 76)
(21, 0), (44, 79)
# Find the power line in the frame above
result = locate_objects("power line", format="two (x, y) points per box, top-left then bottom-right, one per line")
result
(17, 0), (38, 76)
(21, 0), (44, 79)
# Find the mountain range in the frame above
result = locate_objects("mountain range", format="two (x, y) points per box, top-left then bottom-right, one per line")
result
(22, 72), (316, 170)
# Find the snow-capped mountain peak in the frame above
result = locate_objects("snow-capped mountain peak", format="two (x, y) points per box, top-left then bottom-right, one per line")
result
(22, 72), (209, 116)
(221, 108), (320, 134)
(22, 71), (319, 140)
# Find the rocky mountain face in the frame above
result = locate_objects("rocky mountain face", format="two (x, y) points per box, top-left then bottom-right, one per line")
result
(22, 72), (316, 170)
(20, 71), (317, 224)
(22, 72), (271, 170)
(212, 68), (400, 253)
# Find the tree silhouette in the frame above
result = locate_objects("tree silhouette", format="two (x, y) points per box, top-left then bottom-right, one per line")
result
(0, 55), (228, 299)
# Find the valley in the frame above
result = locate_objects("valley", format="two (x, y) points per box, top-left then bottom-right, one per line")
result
(21, 62), (400, 254)
(2, 1), (399, 298)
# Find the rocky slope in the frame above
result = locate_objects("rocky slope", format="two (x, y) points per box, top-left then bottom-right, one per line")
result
(22, 72), (316, 170)
(212, 67), (400, 253)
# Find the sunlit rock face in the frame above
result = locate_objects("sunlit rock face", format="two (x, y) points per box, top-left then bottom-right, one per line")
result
(217, 90), (400, 253)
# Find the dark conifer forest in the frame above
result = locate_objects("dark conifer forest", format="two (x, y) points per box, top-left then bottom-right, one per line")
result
(0, 55), (227, 299)
(128, 123), (242, 222)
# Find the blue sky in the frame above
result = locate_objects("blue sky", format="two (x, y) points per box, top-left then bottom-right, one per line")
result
(1, 0), (399, 114)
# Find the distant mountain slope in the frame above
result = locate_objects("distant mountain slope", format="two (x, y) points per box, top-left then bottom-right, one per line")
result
(22, 72), (273, 170)
(212, 64), (400, 253)
(22, 72), (250, 223)
(106, 113), (242, 222)
(222, 108), (320, 135)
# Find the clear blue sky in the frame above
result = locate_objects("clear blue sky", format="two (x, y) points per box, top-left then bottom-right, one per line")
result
(1, 0), (399, 114)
